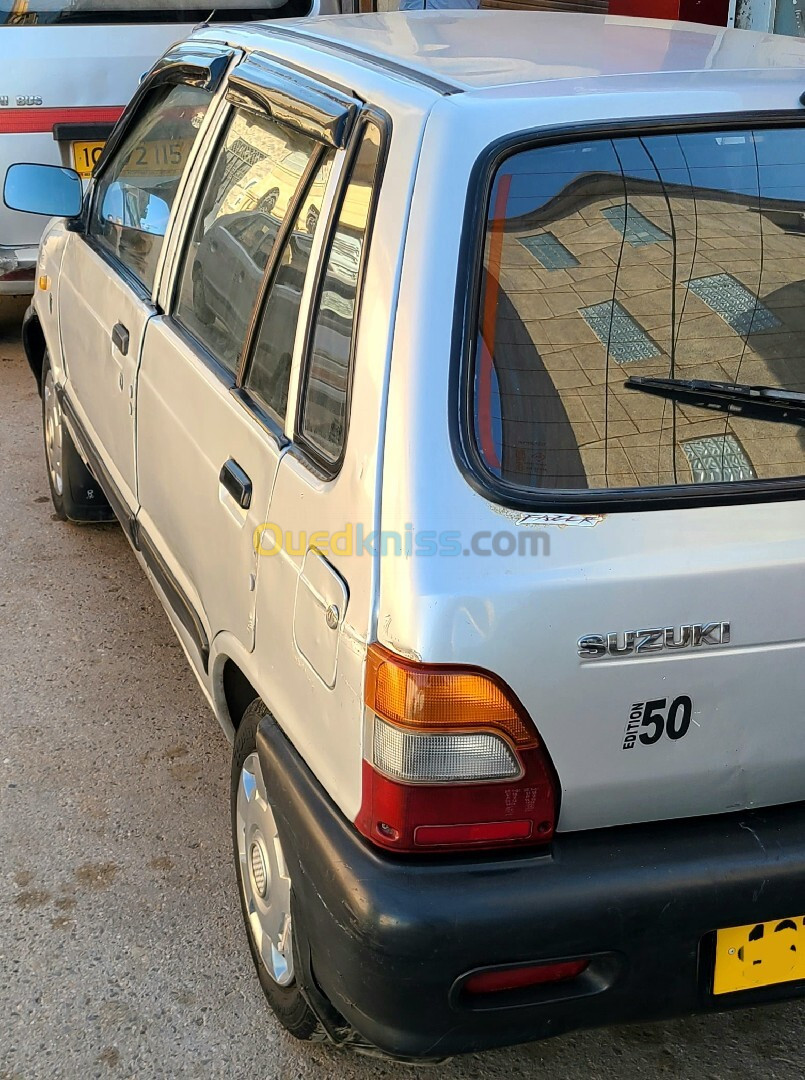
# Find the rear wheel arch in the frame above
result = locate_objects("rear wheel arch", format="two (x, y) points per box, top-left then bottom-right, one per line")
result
(222, 658), (259, 733)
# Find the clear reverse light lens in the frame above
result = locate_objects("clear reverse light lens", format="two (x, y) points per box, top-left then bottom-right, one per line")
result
(372, 716), (521, 783)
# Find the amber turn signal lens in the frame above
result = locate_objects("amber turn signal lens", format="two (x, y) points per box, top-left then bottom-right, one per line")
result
(365, 644), (537, 747)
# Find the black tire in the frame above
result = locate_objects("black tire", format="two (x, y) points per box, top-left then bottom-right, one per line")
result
(41, 352), (114, 524)
(231, 700), (323, 1041)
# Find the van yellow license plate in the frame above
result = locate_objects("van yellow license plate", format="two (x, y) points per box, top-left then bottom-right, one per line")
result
(72, 140), (105, 179)
(713, 915), (805, 994)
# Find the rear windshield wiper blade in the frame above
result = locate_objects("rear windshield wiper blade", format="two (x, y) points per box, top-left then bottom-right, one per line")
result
(625, 375), (805, 425)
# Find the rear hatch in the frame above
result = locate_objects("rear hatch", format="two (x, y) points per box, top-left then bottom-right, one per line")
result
(470, 502), (805, 832)
(461, 119), (805, 831)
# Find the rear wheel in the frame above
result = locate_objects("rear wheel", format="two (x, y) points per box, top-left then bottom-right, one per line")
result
(42, 353), (113, 524)
(231, 701), (323, 1040)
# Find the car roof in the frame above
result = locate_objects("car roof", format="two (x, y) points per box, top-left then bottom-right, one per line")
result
(248, 10), (805, 95)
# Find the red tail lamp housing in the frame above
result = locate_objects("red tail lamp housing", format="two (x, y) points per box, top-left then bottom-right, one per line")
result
(355, 644), (559, 854)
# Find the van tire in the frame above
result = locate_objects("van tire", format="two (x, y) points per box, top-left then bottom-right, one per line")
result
(231, 700), (324, 1042)
(41, 353), (114, 524)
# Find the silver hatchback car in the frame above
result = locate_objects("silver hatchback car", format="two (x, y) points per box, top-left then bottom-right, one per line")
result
(9, 9), (805, 1061)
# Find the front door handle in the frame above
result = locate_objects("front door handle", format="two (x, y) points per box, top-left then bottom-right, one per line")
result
(112, 322), (130, 356)
(219, 458), (252, 509)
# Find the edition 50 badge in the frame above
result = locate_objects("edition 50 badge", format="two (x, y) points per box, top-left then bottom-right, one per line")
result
(622, 697), (694, 751)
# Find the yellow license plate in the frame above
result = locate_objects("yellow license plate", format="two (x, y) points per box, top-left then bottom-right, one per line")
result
(72, 140), (105, 179)
(714, 914), (805, 994)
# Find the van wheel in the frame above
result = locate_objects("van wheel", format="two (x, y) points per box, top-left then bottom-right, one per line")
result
(42, 353), (114, 524)
(231, 701), (323, 1041)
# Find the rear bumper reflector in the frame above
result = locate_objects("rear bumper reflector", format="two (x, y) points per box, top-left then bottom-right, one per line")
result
(0, 106), (123, 135)
(463, 958), (591, 996)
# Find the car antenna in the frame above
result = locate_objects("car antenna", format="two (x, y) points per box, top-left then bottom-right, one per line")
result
(196, 9), (217, 29)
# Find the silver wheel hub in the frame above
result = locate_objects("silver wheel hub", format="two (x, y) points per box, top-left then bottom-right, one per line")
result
(43, 368), (64, 497)
(236, 751), (294, 986)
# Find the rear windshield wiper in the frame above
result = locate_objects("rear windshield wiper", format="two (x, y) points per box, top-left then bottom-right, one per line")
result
(625, 375), (805, 425)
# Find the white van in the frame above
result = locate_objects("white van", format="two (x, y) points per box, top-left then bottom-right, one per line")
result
(9, 9), (805, 1062)
(0, 0), (340, 295)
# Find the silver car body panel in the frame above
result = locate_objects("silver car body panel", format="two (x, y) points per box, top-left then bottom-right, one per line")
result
(32, 11), (805, 831)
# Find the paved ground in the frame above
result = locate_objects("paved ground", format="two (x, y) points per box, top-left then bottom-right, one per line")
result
(1, 299), (804, 1080)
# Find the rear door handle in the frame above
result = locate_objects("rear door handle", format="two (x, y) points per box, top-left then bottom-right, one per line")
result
(219, 458), (252, 509)
(112, 322), (130, 356)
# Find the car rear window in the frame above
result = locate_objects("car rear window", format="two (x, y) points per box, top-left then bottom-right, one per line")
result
(470, 126), (805, 495)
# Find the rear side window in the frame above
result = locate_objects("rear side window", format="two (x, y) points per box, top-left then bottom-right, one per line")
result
(471, 127), (805, 494)
(298, 123), (382, 466)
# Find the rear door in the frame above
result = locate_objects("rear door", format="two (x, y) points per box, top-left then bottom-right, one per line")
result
(462, 119), (805, 831)
(254, 118), (384, 816)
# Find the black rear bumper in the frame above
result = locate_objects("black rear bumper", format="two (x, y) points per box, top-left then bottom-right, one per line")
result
(256, 720), (805, 1059)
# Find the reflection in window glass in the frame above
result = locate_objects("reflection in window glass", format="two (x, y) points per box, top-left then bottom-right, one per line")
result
(300, 124), (381, 463)
(473, 128), (805, 492)
(91, 83), (210, 292)
(174, 109), (317, 374)
(518, 232), (578, 271)
(682, 434), (756, 484)
(245, 154), (334, 423)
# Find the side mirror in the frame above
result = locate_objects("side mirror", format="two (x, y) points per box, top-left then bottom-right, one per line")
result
(101, 181), (169, 236)
(4, 163), (83, 218)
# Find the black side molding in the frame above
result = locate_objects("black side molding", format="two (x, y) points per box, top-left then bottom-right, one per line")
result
(136, 526), (210, 673)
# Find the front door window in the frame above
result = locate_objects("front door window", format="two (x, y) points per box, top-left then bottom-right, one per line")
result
(90, 83), (211, 292)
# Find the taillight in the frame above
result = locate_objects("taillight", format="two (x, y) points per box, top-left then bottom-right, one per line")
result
(355, 644), (558, 853)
